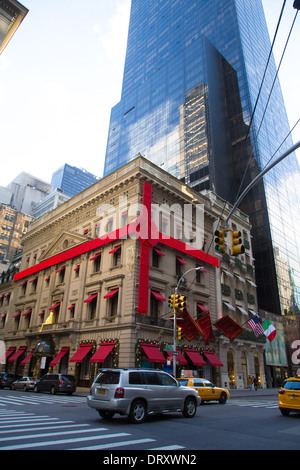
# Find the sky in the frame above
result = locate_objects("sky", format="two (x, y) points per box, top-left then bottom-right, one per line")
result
(0, 0), (299, 188)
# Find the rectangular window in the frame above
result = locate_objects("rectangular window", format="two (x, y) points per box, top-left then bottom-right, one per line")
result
(108, 292), (118, 318)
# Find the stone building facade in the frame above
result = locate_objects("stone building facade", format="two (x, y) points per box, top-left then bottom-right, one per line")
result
(0, 157), (266, 388)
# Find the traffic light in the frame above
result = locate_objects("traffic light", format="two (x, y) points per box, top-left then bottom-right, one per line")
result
(214, 229), (226, 254)
(177, 327), (182, 340)
(294, 0), (300, 10)
(174, 295), (186, 313)
(168, 294), (175, 309)
(230, 230), (245, 256)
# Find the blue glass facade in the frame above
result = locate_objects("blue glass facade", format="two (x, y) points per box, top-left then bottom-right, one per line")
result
(103, 0), (300, 316)
(51, 164), (99, 198)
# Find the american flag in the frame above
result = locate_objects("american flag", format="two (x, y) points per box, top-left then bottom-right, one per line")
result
(248, 315), (264, 337)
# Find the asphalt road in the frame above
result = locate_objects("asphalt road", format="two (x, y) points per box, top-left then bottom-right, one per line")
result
(0, 388), (299, 453)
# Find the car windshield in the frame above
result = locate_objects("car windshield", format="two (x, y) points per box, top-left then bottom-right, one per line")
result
(95, 371), (120, 385)
(283, 380), (300, 391)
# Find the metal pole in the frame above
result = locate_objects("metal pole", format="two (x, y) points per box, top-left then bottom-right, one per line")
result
(173, 266), (204, 377)
(225, 141), (300, 226)
(173, 285), (178, 377)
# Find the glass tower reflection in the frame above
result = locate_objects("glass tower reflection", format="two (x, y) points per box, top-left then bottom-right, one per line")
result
(103, 0), (300, 317)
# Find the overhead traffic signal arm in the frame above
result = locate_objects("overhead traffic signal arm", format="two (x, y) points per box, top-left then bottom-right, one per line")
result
(230, 230), (245, 256)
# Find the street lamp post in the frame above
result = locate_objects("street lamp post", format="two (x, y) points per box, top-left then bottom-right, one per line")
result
(172, 266), (205, 377)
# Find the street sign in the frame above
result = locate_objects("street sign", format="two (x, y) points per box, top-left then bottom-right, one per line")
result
(164, 345), (173, 351)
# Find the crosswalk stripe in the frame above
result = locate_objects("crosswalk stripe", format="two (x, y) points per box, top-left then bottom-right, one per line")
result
(0, 432), (130, 450)
(0, 407), (186, 451)
(0, 427), (110, 443)
(0, 421), (76, 430)
(227, 400), (278, 408)
(148, 445), (186, 450)
(71, 438), (156, 451)
(0, 394), (86, 407)
(0, 417), (60, 424)
(0, 424), (89, 434)
(0, 415), (50, 420)
(0, 399), (23, 406)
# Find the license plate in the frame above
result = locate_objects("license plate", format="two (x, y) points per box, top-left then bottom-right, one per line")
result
(97, 389), (105, 395)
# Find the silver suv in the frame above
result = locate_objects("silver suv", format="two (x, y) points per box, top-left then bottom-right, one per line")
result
(87, 368), (201, 423)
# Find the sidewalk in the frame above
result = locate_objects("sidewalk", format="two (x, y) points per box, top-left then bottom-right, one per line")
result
(228, 387), (279, 398)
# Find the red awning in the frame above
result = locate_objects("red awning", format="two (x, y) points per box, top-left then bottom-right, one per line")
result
(8, 346), (27, 363)
(56, 267), (65, 273)
(70, 344), (93, 363)
(103, 289), (119, 299)
(68, 304), (75, 310)
(151, 290), (166, 302)
(12, 312), (21, 319)
(141, 343), (166, 363)
(29, 278), (38, 283)
(167, 349), (188, 365)
(109, 245), (121, 254)
(203, 351), (223, 367)
(0, 346), (16, 363)
(22, 309), (32, 317)
(197, 303), (209, 314)
(90, 342), (115, 363)
(84, 293), (98, 303)
(20, 350), (34, 366)
(49, 347), (70, 366)
(89, 253), (101, 261)
(185, 349), (207, 366)
(154, 248), (165, 257)
(49, 302), (61, 311)
(176, 257), (188, 265)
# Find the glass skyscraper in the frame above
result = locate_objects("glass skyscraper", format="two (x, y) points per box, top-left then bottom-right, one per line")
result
(103, 0), (300, 317)
(51, 164), (99, 198)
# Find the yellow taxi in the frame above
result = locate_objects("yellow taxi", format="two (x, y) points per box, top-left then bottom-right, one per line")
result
(177, 377), (230, 404)
(278, 377), (300, 416)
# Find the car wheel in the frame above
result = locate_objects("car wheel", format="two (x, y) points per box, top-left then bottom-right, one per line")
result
(99, 410), (115, 420)
(182, 396), (197, 418)
(24, 385), (28, 392)
(129, 399), (147, 424)
(34, 385), (39, 393)
(50, 386), (56, 395)
(280, 408), (290, 416)
(219, 392), (227, 404)
(11, 384), (15, 390)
